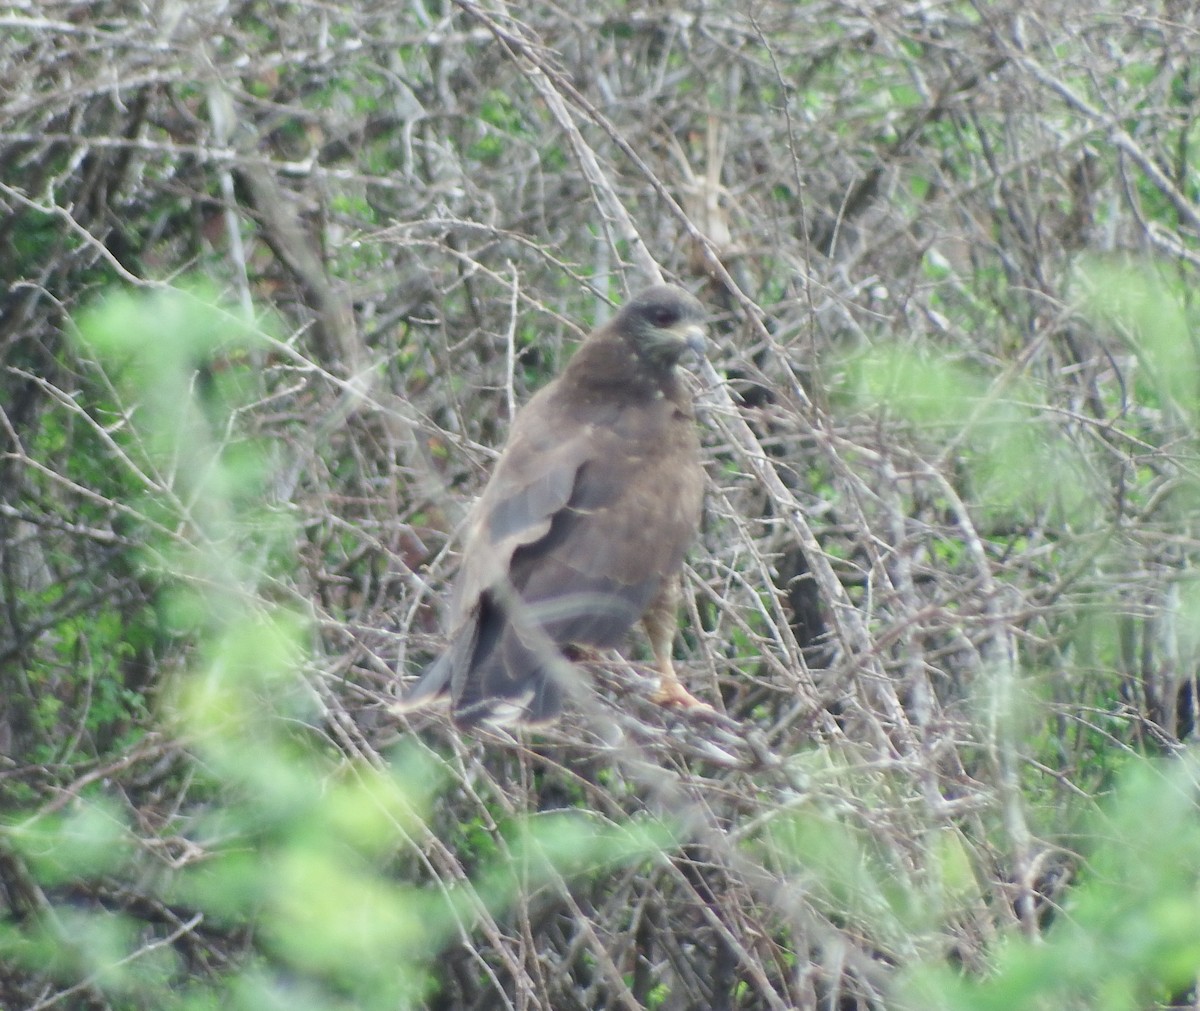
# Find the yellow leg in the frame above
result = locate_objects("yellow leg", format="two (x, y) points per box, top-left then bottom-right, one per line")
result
(642, 579), (711, 710)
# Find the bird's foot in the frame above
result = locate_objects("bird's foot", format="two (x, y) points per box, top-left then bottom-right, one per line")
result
(650, 678), (712, 711)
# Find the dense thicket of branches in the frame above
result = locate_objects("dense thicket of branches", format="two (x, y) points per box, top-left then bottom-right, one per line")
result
(4, 2), (1200, 1009)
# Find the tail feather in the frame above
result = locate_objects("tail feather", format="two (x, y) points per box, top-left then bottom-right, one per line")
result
(450, 618), (565, 727)
(394, 610), (480, 713)
(401, 594), (569, 727)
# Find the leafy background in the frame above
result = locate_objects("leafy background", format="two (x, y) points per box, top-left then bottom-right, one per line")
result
(3, 2), (1200, 1008)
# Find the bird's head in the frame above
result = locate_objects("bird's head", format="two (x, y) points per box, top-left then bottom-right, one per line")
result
(615, 284), (707, 370)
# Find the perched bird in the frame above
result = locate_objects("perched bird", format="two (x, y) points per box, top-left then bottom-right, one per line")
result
(405, 284), (709, 727)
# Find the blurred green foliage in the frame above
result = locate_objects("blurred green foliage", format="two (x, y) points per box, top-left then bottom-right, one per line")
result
(3, 235), (1200, 1011)
(1080, 259), (1200, 425)
(841, 344), (1096, 526)
(0, 283), (673, 1009)
(813, 258), (1200, 1008)
(903, 755), (1200, 1011)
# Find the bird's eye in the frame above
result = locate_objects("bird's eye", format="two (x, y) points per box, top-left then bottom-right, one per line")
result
(649, 306), (677, 327)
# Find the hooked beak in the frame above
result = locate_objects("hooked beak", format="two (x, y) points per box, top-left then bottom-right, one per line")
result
(643, 320), (708, 368)
(679, 323), (707, 358)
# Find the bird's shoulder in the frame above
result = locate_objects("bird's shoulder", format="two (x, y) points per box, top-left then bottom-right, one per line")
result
(462, 363), (695, 552)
